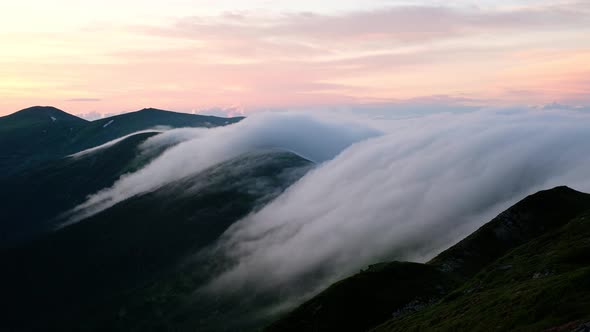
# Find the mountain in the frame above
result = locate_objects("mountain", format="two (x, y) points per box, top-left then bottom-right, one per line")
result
(1, 106), (315, 331)
(70, 108), (243, 153)
(266, 186), (590, 332)
(0, 106), (89, 174)
(0, 150), (313, 332)
(0, 106), (243, 176)
(376, 207), (590, 331)
(4, 106), (590, 331)
(0, 131), (163, 246)
(0, 106), (88, 129)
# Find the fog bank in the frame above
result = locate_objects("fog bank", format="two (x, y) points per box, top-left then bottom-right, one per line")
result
(203, 109), (590, 313)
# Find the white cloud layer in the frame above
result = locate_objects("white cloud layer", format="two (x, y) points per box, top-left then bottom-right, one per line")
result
(65, 113), (380, 224)
(201, 109), (590, 312)
(67, 108), (590, 315)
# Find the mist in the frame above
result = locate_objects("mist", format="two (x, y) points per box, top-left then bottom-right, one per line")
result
(200, 109), (590, 314)
(65, 113), (380, 223)
(68, 129), (166, 158)
(67, 107), (590, 316)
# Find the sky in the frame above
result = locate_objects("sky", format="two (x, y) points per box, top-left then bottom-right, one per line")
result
(1, 0), (589, 117)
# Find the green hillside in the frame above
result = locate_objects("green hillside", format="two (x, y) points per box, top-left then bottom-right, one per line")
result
(0, 131), (162, 246)
(0, 150), (312, 332)
(0, 106), (89, 174)
(267, 187), (590, 332)
(375, 209), (590, 331)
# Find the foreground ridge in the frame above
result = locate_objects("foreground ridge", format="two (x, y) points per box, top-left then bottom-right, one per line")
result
(267, 186), (590, 332)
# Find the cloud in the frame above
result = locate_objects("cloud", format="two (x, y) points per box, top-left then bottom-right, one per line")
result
(541, 102), (590, 112)
(63, 107), (590, 324)
(193, 106), (246, 118)
(67, 129), (166, 159)
(148, 4), (590, 48)
(66, 98), (101, 102)
(2, 2), (590, 115)
(64, 113), (380, 224)
(194, 108), (590, 318)
(76, 111), (103, 120)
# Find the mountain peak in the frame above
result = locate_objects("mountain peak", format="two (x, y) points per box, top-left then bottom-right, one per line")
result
(5, 106), (87, 124)
(20, 105), (64, 113)
(428, 185), (590, 276)
(137, 107), (165, 113)
(0, 106), (87, 129)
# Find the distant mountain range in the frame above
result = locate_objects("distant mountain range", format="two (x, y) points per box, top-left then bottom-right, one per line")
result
(0, 106), (244, 247)
(1, 106), (589, 331)
(0, 106), (243, 176)
(0, 106), (314, 331)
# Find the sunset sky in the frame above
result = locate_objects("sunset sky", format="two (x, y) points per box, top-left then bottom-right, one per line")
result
(1, 0), (589, 117)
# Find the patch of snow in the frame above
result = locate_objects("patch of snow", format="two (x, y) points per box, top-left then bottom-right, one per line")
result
(103, 120), (114, 128)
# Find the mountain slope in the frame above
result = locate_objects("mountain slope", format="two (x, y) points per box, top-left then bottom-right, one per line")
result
(69, 108), (243, 153)
(266, 187), (590, 332)
(0, 150), (313, 332)
(375, 208), (590, 331)
(0, 106), (89, 174)
(0, 131), (163, 246)
(428, 186), (590, 277)
(0, 106), (88, 130)
(267, 262), (462, 332)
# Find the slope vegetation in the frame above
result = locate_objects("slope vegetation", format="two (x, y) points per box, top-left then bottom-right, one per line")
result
(0, 132), (163, 246)
(267, 187), (590, 332)
(0, 150), (312, 332)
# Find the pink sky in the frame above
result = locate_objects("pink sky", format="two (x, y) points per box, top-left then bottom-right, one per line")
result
(1, 1), (589, 117)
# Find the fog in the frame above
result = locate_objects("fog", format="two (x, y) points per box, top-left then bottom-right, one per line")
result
(65, 113), (380, 224)
(68, 129), (165, 158)
(201, 109), (590, 313)
(68, 108), (590, 314)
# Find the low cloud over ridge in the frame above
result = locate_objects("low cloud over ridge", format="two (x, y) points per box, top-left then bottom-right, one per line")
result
(201, 109), (590, 314)
(65, 113), (380, 223)
(67, 108), (590, 316)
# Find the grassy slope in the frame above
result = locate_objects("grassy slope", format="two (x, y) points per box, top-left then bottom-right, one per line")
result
(0, 106), (89, 174)
(0, 151), (312, 332)
(74, 152), (313, 332)
(428, 186), (590, 277)
(267, 187), (590, 332)
(266, 262), (462, 332)
(0, 132), (162, 246)
(376, 210), (590, 331)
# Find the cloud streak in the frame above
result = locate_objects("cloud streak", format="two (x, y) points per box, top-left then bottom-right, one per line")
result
(68, 129), (165, 159)
(152, 4), (590, 47)
(66, 98), (102, 102)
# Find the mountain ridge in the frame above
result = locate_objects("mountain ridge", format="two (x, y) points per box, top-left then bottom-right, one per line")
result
(0, 106), (88, 128)
(0, 106), (244, 177)
(266, 186), (590, 332)
(0, 106), (243, 123)
(0, 150), (313, 332)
